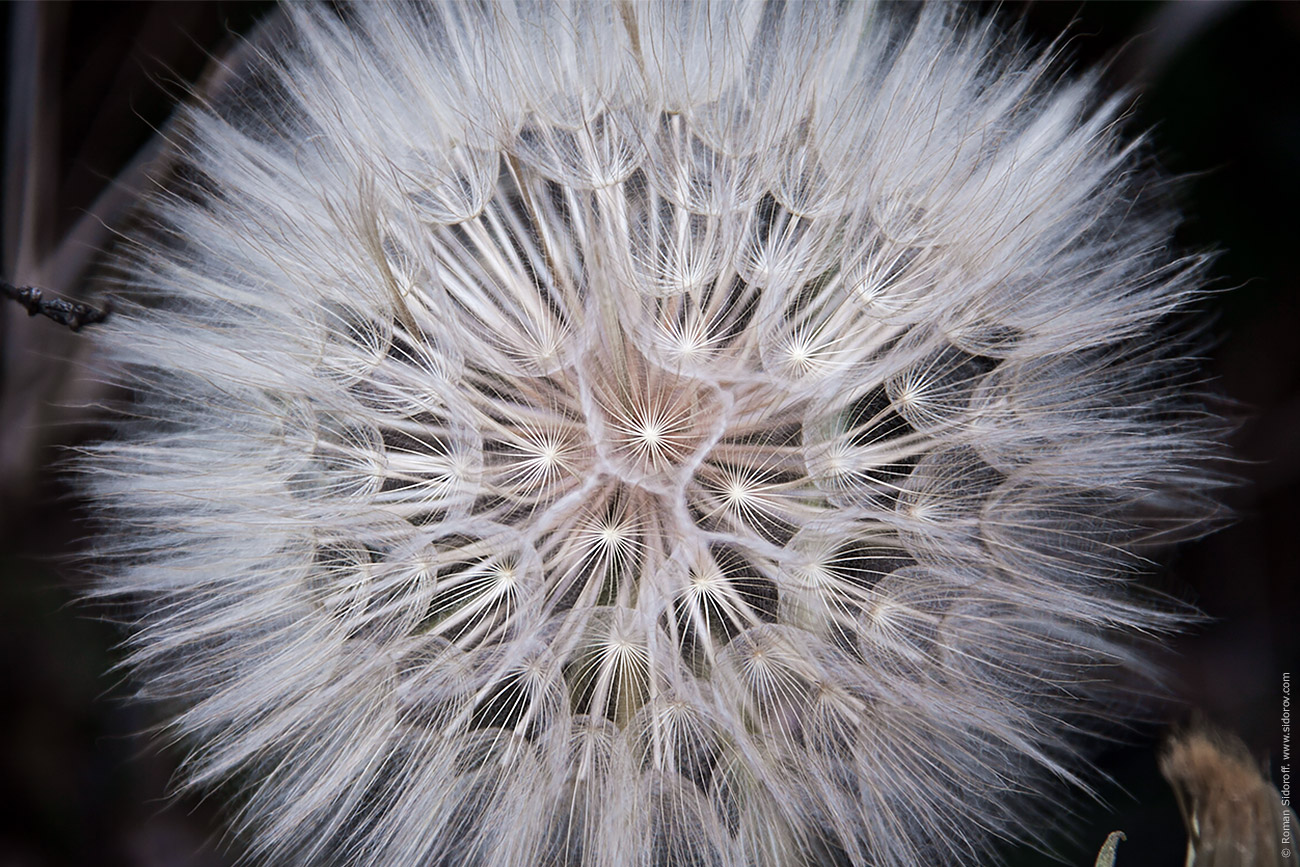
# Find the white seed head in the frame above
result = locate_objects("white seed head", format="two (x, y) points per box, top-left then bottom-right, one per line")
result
(85, 3), (1224, 865)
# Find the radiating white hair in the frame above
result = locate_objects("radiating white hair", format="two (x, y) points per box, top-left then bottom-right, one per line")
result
(84, 3), (1224, 865)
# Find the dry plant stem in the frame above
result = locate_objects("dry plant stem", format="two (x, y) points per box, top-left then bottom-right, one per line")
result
(1, 280), (110, 331)
(1161, 724), (1289, 867)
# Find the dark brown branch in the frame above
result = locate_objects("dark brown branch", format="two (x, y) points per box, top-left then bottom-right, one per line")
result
(2, 280), (110, 331)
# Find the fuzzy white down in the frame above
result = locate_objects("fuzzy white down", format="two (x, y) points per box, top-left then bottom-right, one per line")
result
(85, 3), (1223, 865)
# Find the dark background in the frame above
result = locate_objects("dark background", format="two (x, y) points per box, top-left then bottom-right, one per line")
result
(1, 2), (1296, 865)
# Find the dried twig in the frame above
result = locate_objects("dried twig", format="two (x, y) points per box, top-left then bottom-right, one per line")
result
(2, 279), (110, 331)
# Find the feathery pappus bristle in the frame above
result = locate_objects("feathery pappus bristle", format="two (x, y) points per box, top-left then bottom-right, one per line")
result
(81, 3), (1227, 865)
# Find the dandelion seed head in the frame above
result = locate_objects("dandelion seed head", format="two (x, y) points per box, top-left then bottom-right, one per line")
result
(86, 2), (1224, 865)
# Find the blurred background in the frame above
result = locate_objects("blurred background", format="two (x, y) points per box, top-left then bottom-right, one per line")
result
(1, 2), (1296, 864)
